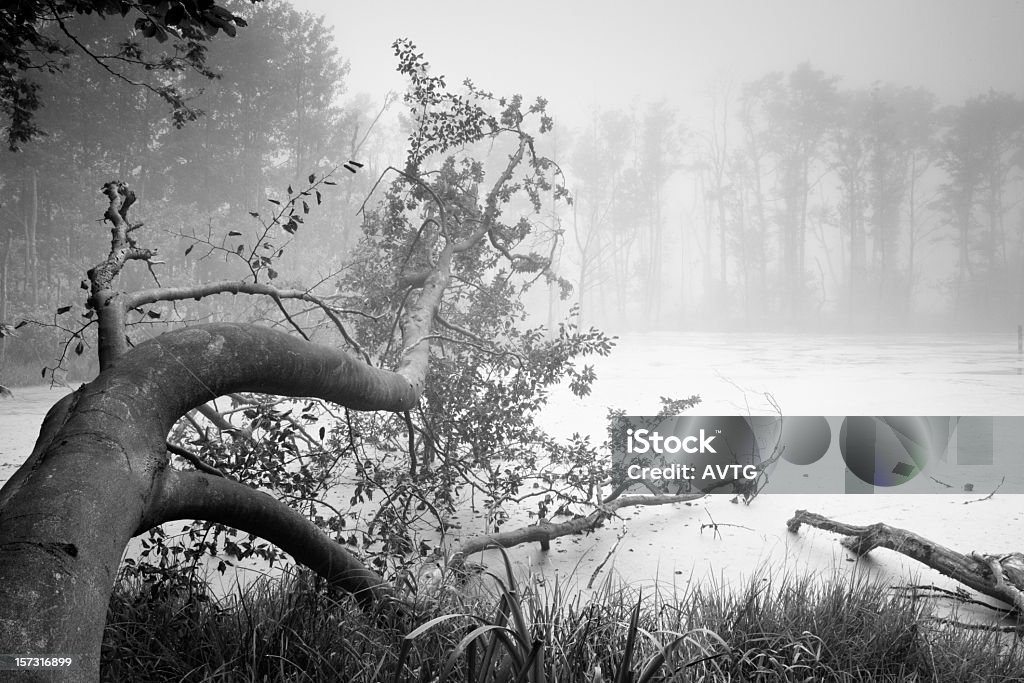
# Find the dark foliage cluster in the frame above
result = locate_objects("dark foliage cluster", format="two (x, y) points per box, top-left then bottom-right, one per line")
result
(1, 1), (259, 149)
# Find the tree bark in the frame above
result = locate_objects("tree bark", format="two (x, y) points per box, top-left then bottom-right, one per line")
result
(147, 470), (389, 605)
(0, 324), (422, 681)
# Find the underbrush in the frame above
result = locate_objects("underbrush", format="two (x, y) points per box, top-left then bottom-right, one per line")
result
(102, 559), (1024, 682)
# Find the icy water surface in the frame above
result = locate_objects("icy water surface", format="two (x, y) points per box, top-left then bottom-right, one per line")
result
(2, 331), (1023, 616)
(541, 331), (1024, 440)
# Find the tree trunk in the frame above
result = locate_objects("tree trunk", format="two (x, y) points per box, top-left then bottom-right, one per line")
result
(0, 324), (421, 681)
(0, 129), (533, 679)
(24, 169), (39, 309)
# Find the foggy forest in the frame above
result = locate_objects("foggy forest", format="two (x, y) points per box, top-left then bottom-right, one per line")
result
(2, 2), (1023, 384)
(2, 1), (1024, 681)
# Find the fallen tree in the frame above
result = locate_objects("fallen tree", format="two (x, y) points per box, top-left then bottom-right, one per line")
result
(0, 41), (711, 680)
(0, 38), (727, 681)
(0, 48), (578, 678)
(787, 509), (1024, 614)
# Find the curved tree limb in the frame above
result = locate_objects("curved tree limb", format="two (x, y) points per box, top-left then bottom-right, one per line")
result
(0, 324), (425, 678)
(146, 469), (391, 607)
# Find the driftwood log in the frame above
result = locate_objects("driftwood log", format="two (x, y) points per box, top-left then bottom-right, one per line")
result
(450, 492), (706, 569)
(787, 509), (1024, 613)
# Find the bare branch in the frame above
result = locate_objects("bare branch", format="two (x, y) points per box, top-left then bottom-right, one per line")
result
(434, 312), (490, 346)
(49, 10), (201, 123)
(453, 492), (706, 559)
(125, 280), (370, 361)
(165, 441), (227, 478)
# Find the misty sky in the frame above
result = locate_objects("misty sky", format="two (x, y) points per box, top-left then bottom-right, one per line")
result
(293, 0), (1024, 123)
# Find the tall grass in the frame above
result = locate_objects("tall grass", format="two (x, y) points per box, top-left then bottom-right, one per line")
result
(102, 558), (1024, 682)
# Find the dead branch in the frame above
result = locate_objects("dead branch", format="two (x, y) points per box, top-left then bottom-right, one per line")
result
(587, 526), (628, 589)
(964, 476), (1005, 505)
(787, 509), (1024, 613)
(452, 492), (705, 566)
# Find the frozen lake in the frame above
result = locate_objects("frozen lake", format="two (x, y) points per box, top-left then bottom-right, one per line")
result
(2, 331), (1023, 616)
(545, 331), (1024, 430)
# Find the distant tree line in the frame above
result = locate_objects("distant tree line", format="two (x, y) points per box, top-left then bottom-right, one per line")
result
(561, 65), (1024, 332)
(4, 11), (1024, 385)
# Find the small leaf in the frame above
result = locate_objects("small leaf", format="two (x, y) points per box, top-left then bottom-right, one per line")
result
(324, 180), (336, 185)
(56, 305), (72, 315)
(287, 185), (293, 195)
(75, 341), (84, 355)
(184, 244), (194, 256)
(302, 201), (309, 214)
(267, 267), (278, 280)
(146, 310), (161, 319)
(308, 173), (316, 183)
(315, 190), (322, 205)
(41, 367), (47, 378)
(236, 244), (245, 255)
(228, 230), (242, 237)
(319, 426), (325, 440)
(268, 198), (281, 205)
(349, 160), (364, 168)
(15, 321), (27, 329)
(249, 211), (260, 218)
(80, 279), (89, 290)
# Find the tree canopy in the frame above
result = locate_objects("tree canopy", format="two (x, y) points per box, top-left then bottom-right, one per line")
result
(0, 0), (259, 149)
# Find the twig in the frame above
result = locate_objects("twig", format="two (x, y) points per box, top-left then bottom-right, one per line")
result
(923, 616), (1024, 633)
(964, 476), (1005, 504)
(166, 441), (228, 478)
(587, 526), (628, 589)
(892, 584), (1009, 613)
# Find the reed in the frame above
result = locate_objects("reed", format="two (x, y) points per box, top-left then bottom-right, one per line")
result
(102, 559), (1024, 681)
